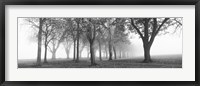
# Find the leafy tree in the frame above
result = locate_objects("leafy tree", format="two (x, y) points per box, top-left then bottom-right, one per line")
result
(82, 18), (103, 65)
(62, 34), (73, 59)
(130, 18), (182, 62)
(42, 18), (54, 63)
(47, 18), (70, 60)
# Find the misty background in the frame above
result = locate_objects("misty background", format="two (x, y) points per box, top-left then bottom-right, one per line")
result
(18, 18), (182, 60)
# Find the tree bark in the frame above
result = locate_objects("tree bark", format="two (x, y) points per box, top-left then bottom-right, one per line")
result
(73, 39), (76, 61)
(143, 43), (152, 63)
(108, 41), (113, 61)
(44, 44), (48, 63)
(76, 31), (80, 63)
(113, 46), (117, 60)
(36, 18), (44, 66)
(90, 42), (96, 65)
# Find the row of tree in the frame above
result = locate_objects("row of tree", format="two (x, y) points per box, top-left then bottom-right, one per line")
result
(25, 17), (182, 66)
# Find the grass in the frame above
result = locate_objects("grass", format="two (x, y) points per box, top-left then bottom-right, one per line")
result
(18, 54), (182, 68)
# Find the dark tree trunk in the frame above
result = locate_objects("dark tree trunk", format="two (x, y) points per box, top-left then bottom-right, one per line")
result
(76, 32), (80, 63)
(36, 18), (44, 66)
(73, 39), (76, 61)
(108, 41), (112, 61)
(44, 44), (48, 63)
(113, 46), (117, 60)
(143, 43), (152, 63)
(99, 41), (102, 61)
(90, 42), (96, 65)
(67, 50), (70, 59)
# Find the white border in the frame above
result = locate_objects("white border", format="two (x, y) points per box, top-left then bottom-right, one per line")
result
(5, 5), (195, 81)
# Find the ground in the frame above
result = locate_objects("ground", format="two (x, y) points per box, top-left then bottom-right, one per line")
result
(18, 54), (182, 68)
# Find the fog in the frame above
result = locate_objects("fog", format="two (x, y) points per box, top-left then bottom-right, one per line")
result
(18, 18), (182, 60)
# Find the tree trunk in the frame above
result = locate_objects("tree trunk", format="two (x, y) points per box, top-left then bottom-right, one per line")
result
(143, 42), (152, 63)
(36, 18), (43, 66)
(99, 41), (102, 61)
(105, 49), (108, 59)
(65, 48), (70, 59)
(90, 42), (96, 65)
(73, 39), (76, 61)
(113, 46), (117, 60)
(108, 41), (112, 61)
(44, 44), (48, 63)
(67, 50), (70, 59)
(52, 50), (56, 60)
(76, 32), (79, 63)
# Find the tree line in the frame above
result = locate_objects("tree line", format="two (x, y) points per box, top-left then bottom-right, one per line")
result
(24, 18), (182, 66)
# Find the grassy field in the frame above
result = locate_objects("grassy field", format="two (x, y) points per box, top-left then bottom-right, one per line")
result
(18, 54), (182, 68)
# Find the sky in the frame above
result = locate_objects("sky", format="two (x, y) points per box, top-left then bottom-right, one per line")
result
(18, 18), (182, 60)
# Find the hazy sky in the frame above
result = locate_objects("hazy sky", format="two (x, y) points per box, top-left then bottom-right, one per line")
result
(18, 18), (182, 60)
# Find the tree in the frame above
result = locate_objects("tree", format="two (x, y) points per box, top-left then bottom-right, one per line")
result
(112, 18), (130, 59)
(102, 18), (130, 60)
(79, 34), (89, 58)
(47, 18), (70, 60)
(74, 18), (84, 63)
(63, 34), (73, 59)
(24, 18), (46, 65)
(36, 18), (46, 65)
(130, 18), (182, 63)
(100, 18), (115, 61)
(42, 18), (54, 63)
(96, 25), (106, 61)
(83, 18), (102, 65)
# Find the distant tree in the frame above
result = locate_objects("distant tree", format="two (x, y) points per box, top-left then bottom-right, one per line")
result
(47, 18), (70, 60)
(96, 25), (107, 61)
(101, 18), (130, 60)
(42, 18), (54, 63)
(112, 18), (130, 59)
(62, 33), (73, 59)
(82, 18), (104, 65)
(130, 18), (182, 62)
(79, 34), (89, 58)
(74, 18), (84, 63)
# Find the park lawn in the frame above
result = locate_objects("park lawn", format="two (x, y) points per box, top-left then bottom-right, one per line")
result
(18, 55), (182, 68)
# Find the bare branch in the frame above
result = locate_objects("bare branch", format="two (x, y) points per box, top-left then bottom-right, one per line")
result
(130, 18), (144, 39)
(155, 18), (170, 35)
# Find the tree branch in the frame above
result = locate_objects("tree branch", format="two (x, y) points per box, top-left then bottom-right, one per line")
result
(130, 18), (144, 39)
(47, 45), (53, 53)
(155, 18), (170, 35)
